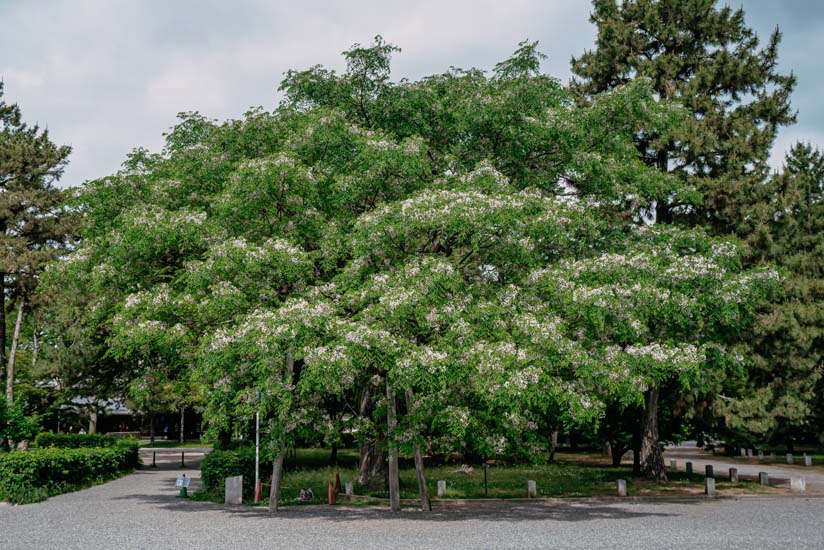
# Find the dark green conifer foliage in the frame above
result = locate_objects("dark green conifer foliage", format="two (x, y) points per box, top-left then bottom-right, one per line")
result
(571, 0), (796, 230)
(716, 143), (823, 447)
(0, 82), (73, 404)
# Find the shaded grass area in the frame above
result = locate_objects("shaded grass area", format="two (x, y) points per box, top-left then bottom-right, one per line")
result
(196, 447), (771, 506)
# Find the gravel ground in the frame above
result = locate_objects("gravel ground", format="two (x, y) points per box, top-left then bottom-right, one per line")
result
(3, 450), (824, 550)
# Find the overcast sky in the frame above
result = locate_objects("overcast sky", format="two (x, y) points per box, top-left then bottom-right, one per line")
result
(1, 0), (822, 189)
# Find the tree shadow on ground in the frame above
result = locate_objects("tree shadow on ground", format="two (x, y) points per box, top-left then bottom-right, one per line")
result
(112, 489), (686, 524)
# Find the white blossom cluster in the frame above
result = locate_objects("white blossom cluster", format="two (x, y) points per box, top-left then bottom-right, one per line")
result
(605, 342), (705, 370)
(207, 298), (335, 353)
(130, 206), (206, 228)
(720, 269), (780, 303)
(663, 255), (726, 282)
(397, 346), (449, 375)
(458, 159), (510, 189)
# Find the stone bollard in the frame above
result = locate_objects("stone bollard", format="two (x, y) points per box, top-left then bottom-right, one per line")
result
(686, 462), (693, 474)
(729, 468), (738, 482)
(770, 452), (776, 462)
(787, 453), (793, 465)
(527, 480), (537, 498)
(225, 475), (242, 505)
(705, 477), (716, 497)
(790, 478), (806, 492)
(669, 459), (677, 470)
(705, 465), (714, 478)
(740, 448), (746, 457)
(805, 455), (813, 467)
(437, 480), (446, 498)
(345, 481), (353, 496)
(758, 450), (764, 460)
(617, 479), (627, 497)
(745, 449), (751, 457)
(758, 472), (769, 486)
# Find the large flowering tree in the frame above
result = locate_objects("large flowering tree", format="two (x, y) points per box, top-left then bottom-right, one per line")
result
(39, 37), (780, 509)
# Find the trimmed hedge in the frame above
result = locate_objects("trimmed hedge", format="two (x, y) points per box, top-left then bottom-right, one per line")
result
(201, 448), (268, 501)
(34, 433), (117, 449)
(0, 440), (139, 504)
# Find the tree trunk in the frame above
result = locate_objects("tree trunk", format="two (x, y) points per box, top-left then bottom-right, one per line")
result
(5, 296), (24, 405)
(268, 436), (286, 512)
(269, 351), (294, 513)
(640, 385), (667, 481)
(30, 320), (38, 371)
(179, 406), (185, 444)
(406, 389), (430, 511)
(0, 272), (5, 392)
(88, 409), (98, 434)
(386, 379), (400, 512)
(548, 429), (559, 462)
(611, 443), (627, 466)
(358, 384), (387, 490)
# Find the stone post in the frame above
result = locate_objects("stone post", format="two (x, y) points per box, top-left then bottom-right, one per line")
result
(739, 448), (746, 457)
(757, 450), (764, 460)
(729, 468), (738, 482)
(669, 459), (677, 470)
(790, 478), (806, 492)
(345, 481), (353, 496)
(705, 465), (713, 478)
(225, 475), (243, 505)
(786, 453), (793, 465)
(617, 479), (627, 497)
(804, 454), (812, 467)
(437, 480), (446, 498)
(770, 452), (776, 462)
(705, 477), (715, 497)
(758, 472), (769, 485)
(745, 449), (750, 457)
(527, 480), (537, 498)
(686, 462), (693, 474)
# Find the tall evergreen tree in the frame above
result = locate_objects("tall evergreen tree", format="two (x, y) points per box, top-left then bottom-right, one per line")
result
(571, 0), (796, 230)
(0, 82), (73, 404)
(716, 143), (824, 448)
(571, 0), (796, 479)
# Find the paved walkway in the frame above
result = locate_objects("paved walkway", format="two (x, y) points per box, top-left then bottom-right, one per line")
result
(3, 450), (824, 549)
(665, 444), (824, 491)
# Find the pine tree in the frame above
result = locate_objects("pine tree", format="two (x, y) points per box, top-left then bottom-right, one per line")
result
(716, 143), (823, 448)
(571, 0), (796, 479)
(0, 82), (73, 404)
(571, 0), (796, 230)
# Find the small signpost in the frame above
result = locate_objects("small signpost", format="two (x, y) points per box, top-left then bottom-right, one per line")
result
(176, 474), (190, 498)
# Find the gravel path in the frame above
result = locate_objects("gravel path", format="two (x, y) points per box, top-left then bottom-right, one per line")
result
(3, 449), (824, 549)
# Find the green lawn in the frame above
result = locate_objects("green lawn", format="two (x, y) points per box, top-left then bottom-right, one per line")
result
(224, 448), (773, 506)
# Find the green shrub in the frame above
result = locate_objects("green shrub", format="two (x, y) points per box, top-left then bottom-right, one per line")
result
(200, 448), (266, 500)
(0, 440), (139, 504)
(34, 433), (117, 449)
